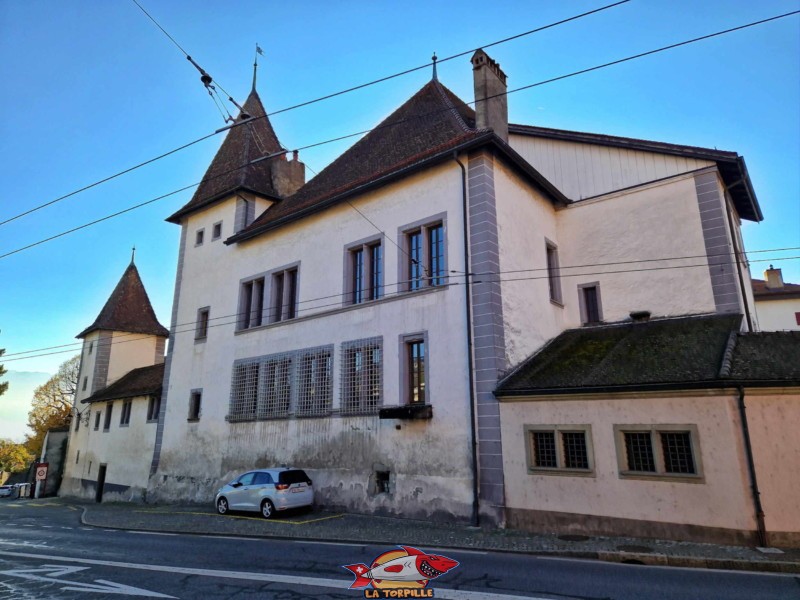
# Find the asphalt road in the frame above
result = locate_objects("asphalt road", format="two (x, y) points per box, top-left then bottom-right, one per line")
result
(0, 499), (798, 599)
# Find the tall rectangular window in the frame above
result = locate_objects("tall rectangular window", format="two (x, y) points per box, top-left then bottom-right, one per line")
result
(341, 338), (383, 415)
(188, 390), (202, 421)
(286, 269), (298, 319)
(195, 307), (210, 340)
(401, 218), (446, 292)
(428, 224), (445, 286)
(94, 411), (101, 431)
(369, 243), (383, 300)
(103, 403), (113, 431)
(546, 242), (562, 303)
(269, 268), (298, 323)
(230, 362), (260, 420)
(347, 240), (383, 305)
(82, 376), (88, 391)
(147, 396), (161, 422)
(261, 356), (292, 417)
(579, 283), (603, 325)
(119, 400), (132, 426)
(352, 248), (364, 304)
(296, 349), (333, 417)
(407, 339), (426, 404)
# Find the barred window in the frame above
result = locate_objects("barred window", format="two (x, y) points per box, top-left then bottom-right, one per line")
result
(615, 425), (702, 480)
(228, 345), (333, 421)
(341, 337), (383, 415)
(525, 426), (593, 474)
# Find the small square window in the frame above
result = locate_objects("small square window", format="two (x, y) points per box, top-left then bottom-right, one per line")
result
(525, 425), (594, 475)
(188, 390), (202, 421)
(212, 221), (223, 240)
(195, 229), (205, 246)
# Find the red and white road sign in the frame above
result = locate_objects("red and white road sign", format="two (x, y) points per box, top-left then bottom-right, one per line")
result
(35, 463), (49, 481)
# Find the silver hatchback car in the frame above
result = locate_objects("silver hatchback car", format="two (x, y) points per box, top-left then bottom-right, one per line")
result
(215, 468), (313, 519)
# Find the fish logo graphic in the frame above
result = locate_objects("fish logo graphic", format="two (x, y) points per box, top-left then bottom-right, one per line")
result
(343, 545), (459, 594)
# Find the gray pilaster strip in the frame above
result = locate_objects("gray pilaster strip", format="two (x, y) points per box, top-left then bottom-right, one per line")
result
(694, 172), (740, 314)
(92, 331), (113, 393)
(150, 223), (188, 475)
(467, 150), (507, 511)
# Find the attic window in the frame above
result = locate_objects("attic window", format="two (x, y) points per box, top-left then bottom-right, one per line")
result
(212, 221), (223, 241)
(195, 228), (205, 246)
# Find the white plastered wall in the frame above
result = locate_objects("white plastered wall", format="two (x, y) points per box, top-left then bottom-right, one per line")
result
(754, 298), (800, 331)
(154, 162), (475, 518)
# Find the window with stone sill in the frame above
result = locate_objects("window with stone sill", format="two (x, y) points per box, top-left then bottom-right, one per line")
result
(524, 425), (594, 475)
(614, 425), (703, 481)
(399, 218), (447, 292)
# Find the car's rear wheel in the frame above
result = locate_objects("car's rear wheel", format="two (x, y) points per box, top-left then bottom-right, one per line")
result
(261, 498), (275, 519)
(216, 497), (229, 515)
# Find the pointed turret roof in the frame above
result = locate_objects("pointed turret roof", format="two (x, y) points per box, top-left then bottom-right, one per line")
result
(77, 262), (169, 339)
(167, 90), (285, 223)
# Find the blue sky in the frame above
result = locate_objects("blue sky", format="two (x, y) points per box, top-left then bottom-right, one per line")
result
(1, 0), (798, 393)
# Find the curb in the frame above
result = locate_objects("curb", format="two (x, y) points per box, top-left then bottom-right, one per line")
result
(77, 507), (800, 575)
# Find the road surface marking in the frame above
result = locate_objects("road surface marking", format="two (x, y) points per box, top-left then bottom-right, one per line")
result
(0, 550), (549, 599)
(60, 526), (73, 530)
(0, 564), (174, 598)
(0, 541), (50, 550)
(41, 525), (53, 528)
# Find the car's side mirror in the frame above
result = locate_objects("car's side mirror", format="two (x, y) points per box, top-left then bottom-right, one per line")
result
(231, 482), (242, 488)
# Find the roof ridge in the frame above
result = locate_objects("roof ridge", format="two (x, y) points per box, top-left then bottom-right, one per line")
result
(431, 80), (473, 133)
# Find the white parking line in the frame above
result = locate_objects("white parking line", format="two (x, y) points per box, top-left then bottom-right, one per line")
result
(0, 550), (548, 599)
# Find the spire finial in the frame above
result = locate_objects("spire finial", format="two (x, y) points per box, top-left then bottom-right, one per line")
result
(131, 246), (136, 264)
(431, 52), (438, 81)
(253, 43), (263, 92)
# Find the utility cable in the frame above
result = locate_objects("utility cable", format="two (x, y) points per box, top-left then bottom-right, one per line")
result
(3, 251), (796, 363)
(0, 1), (632, 228)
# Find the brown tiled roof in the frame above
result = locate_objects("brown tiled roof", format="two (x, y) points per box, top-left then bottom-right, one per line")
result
(82, 363), (164, 404)
(78, 262), (169, 338)
(752, 278), (800, 301)
(230, 80), (487, 240)
(509, 123), (762, 222)
(167, 90), (285, 223)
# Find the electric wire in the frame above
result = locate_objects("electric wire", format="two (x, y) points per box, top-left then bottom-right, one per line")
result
(3, 251), (796, 363)
(0, 1), (633, 228)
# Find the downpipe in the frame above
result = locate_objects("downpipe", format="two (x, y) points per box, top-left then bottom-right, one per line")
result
(737, 385), (767, 547)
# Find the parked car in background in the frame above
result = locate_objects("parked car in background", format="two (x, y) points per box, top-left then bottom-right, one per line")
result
(215, 468), (313, 519)
(0, 484), (15, 498)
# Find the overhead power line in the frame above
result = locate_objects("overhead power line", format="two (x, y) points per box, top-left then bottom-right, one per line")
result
(2, 8), (798, 262)
(0, 1), (632, 229)
(3, 250), (796, 363)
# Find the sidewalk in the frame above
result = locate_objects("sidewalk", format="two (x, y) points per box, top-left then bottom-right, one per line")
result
(75, 500), (799, 574)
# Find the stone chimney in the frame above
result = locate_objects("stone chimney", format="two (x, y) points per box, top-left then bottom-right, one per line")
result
(271, 150), (306, 197)
(764, 265), (784, 289)
(471, 49), (508, 142)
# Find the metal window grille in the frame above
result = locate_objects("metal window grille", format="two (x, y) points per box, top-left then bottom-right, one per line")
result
(228, 345), (333, 421)
(531, 431), (557, 468)
(408, 231), (423, 290)
(341, 337), (383, 415)
(561, 431), (589, 469)
(660, 432), (696, 474)
(296, 349), (333, 417)
(624, 432), (656, 472)
(428, 224), (445, 286)
(370, 243), (383, 300)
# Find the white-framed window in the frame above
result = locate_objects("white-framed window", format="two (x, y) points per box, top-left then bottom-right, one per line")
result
(578, 282), (603, 325)
(399, 215), (447, 292)
(345, 236), (384, 305)
(545, 240), (562, 305)
(614, 425), (703, 482)
(188, 389), (202, 421)
(195, 307), (210, 341)
(120, 400), (132, 426)
(146, 396), (161, 423)
(524, 425), (594, 475)
(340, 337), (382, 415)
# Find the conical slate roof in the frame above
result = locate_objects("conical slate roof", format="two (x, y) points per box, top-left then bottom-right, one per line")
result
(234, 79), (485, 238)
(77, 262), (169, 339)
(167, 90), (285, 223)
